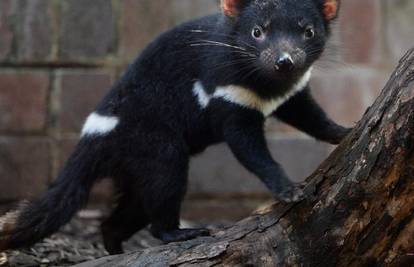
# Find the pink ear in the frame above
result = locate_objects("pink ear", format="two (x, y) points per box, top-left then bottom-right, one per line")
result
(324, 0), (339, 20)
(221, 0), (242, 17)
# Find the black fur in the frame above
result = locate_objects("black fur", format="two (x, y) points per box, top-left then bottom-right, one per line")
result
(0, 0), (350, 255)
(275, 88), (351, 144)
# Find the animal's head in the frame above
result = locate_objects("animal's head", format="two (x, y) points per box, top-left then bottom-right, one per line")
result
(221, 0), (340, 79)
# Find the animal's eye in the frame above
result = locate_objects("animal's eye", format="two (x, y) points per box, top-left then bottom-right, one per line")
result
(304, 26), (315, 39)
(252, 26), (264, 40)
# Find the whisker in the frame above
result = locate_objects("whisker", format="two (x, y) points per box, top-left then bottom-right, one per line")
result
(189, 30), (258, 51)
(219, 59), (258, 83)
(211, 58), (257, 72)
(189, 42), (257, 58)
(190, 40), (248, 52)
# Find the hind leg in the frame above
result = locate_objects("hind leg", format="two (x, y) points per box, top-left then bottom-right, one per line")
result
(101, 193), (149, 255)
(138, 147), (209, 243)
(148, 186), (210, 244)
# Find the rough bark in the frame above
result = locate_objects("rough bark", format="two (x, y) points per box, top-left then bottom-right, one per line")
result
(76, 48), (414, 267)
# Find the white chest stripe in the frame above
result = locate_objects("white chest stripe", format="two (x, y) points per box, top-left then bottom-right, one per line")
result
(193, 69), (312, 116)
(81, 112), (119, 137)
(213, 86), (279, 116)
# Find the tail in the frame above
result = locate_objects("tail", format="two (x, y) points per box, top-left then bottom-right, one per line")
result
(0, 140), (102, 251)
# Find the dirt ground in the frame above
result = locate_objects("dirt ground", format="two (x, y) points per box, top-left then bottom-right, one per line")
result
(0, 209), (230, 267)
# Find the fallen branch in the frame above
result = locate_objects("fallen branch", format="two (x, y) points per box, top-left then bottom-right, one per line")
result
(76, 48), (414, 267)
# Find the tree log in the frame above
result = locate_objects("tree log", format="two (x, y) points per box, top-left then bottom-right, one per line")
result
(76, 48), (414, 267)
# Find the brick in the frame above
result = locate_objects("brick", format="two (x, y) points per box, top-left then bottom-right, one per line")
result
(170, 0), (219, 24)
(0, 0), (14, 61)
(338, 0), (383, 65)
(15, 0), (54, 62)
(0, 71), (49, 132)
(310, 67), (388, 126)
(265, 118), (302, 135)
(119, 0), (173, 60)
(56, 71), (112, 133)
(119, 0), (220, 61)
(188, 138), (330, 196)
(385, 0), (414, 65)
(0, 137), (50, 202)
(59, 0), (115, 60)
(267, 138), (331, 182)
(261, 67), (389, 140)
(55, 137), (77, 175)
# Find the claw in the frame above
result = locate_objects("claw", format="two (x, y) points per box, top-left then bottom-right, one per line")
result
(276, 184), (306, 203)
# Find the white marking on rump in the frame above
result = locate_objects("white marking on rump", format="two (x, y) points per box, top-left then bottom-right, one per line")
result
(213, 68), (312, 116)
(81, 112), (119, 137)
(193, 81), (211, 108)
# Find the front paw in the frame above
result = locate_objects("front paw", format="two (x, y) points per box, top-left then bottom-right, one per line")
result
(328, 127), (353, 145)
(275, 183), (305, 203)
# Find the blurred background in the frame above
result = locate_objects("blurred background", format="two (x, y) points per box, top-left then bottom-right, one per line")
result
(0, 0), (413, 225)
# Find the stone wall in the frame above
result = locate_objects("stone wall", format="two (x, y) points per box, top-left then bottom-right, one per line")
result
(0, 0), (413, 223)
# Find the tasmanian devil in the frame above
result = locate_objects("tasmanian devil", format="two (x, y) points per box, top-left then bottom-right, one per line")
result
(0, 0), (350, 255)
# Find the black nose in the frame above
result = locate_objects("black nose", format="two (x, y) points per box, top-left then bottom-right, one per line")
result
(275, 55), (294, 72)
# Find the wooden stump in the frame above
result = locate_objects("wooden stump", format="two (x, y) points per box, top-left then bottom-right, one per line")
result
(77, 48), (414, 267)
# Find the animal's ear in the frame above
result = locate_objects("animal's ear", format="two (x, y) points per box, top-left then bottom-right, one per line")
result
(321, 0), (340, 21)
(221, 0), (251, 18)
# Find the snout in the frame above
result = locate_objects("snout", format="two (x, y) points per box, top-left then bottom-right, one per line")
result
(259, 47), (306, 76)
(274, 53), (294, 73)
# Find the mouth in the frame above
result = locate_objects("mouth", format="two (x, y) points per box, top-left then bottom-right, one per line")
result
(257, 64), (303, 81)
(260, 53), (301, 78)
(273, 64), (294, 74)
